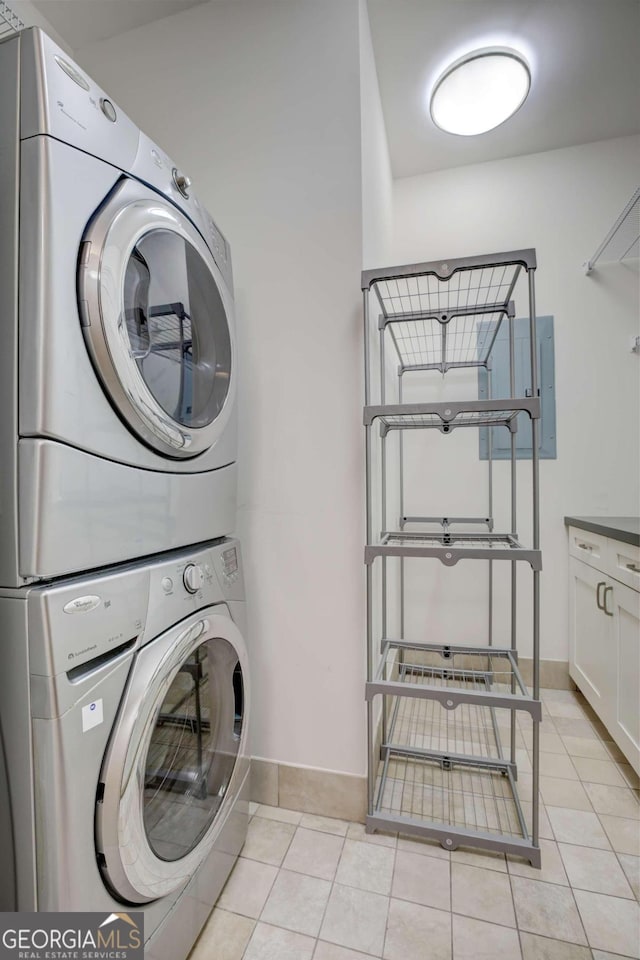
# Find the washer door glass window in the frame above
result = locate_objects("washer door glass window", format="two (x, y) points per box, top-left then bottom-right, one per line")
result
(144, 637), (243, 862)
(79, 180), (234, 458)
(124, 230), (230, 433)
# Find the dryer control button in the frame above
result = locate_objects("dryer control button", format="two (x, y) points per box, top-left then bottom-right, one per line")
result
(100, 98), (117, 122)
(161, 577), (174, 594)
(172, 167), (191, 198)
(183, 563), (204, 594)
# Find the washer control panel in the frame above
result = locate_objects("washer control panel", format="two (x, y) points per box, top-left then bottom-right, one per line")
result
(28, 538), (244, 677)
(221, 546), (239, 585)
(142, 538), (244, 643)
(31, 568), (148, 677)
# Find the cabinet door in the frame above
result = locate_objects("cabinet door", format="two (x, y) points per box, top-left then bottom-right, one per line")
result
(610, 580), (640, 774)
(569, 557), (614, 727)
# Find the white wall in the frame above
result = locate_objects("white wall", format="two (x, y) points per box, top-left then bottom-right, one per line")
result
(359, 0), (393, 269)
(358, 0), (399, 728)
(76, 0), (367, 775)
(68, 1), (639, 778)
(391, 135), (640, 662)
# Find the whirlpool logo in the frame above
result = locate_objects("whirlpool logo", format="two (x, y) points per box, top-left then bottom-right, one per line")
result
(0, 912), (144, 959)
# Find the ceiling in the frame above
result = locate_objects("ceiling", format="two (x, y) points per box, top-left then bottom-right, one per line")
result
(32, 0), (206, 50)
(28, 0), (640, 179)
(367, 0), (640, 178)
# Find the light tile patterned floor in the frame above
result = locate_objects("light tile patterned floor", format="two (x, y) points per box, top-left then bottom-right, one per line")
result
(189, 688), (640, 960)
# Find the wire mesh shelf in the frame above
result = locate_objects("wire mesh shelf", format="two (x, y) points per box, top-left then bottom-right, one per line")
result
(362, 250), (536, 310)
(386, 306), (512, 373)
(370, 754), (539, 862)
(368, 688), (540, 864)
(364, 398), (540, 432)
(584, 187), (640, 274)
(373, 271), (520, 319)
(125, 302), (192, 362)
(375, 754), (522, 835)
(0, 0), (23, 39)
(385, 688), (509, 760)
(367, 640), (540, 718)
(365, 532), (542, 569)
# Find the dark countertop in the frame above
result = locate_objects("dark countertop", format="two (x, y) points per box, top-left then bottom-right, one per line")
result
(564, 516), (640, 547)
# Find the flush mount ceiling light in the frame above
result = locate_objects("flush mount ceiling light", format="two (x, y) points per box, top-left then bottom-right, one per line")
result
(429, 47), (531, 136)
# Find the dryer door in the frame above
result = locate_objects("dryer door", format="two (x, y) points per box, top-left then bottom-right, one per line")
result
(78, 179), (234, 458)
(96, 609), (248, 904)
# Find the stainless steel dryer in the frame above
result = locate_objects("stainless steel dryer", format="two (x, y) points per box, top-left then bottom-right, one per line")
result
(0, 27), (238, 586)
(0, 538), (249, 960)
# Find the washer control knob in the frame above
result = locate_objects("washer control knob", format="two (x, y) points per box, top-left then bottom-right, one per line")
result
(172, 168), (191, 197)
(183, 563), (204, 594)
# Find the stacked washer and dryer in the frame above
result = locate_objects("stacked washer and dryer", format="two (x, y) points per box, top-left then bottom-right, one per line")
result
(0, 27), (249, 960)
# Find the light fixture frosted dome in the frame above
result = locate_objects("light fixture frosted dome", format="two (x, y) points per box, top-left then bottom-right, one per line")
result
(430, 48), (530, 136)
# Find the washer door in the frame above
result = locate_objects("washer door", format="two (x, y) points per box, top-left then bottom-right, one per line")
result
(96, 610), (249, 904)
(79, 179), (234, 458)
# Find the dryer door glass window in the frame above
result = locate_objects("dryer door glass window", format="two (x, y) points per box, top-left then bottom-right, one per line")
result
(123, 230), (231, 431)
(143, 637), (244, 862)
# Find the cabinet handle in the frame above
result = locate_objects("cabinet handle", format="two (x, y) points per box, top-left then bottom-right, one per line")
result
(596, 581), (606, 611)
(577, 542), (593, 552)
(603, 585), (614, 617)
(625, 562), (640, 573)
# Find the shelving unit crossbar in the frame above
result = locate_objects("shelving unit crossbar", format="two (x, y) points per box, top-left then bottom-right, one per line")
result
(365, 533), (542, 570)
(367, 639), (541, 719)
(364, 398), (540, 429)
(399, 516), (494, 530)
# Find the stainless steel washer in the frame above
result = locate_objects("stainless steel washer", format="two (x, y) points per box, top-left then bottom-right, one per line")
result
(0, 539), (250, 960)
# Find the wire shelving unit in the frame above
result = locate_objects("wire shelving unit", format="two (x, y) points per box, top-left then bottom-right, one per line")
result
(362, 248), (542, 867)
(0, 1), (23, 40)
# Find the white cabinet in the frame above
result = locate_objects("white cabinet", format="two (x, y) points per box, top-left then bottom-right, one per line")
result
(568, 527), (640, 774)
(569, 558), (615, 721)
(612, 580), (640, 769)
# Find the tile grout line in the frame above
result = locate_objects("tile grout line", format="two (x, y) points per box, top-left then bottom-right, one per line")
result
(449, 843), (454, 959)
(611, 847), (639, 902)
(312, 823), (347, 957)
(239, 809), (259, 960)
(507, 868), (525, 959)
(382, 830), (398, 959)
(240, 810), (298, 959)
(507, 843), (590, 955)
